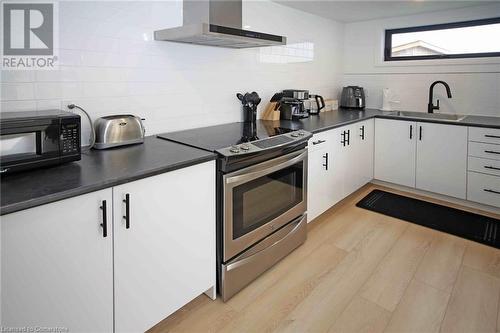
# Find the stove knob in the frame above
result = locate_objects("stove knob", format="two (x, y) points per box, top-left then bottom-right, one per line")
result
(230, 146), (240, 153)
(240, 144), (251, 151)
(291, 132), (299, 138)
(298, 131), (305, 136)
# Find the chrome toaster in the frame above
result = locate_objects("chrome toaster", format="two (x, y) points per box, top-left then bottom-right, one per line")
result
(94, 115), (145, 149)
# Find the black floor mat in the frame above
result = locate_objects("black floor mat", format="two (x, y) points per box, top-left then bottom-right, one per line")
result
(356, 189), (500, 249)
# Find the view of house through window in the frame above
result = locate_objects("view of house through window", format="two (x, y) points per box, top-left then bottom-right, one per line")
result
(385, 18), (500, 61)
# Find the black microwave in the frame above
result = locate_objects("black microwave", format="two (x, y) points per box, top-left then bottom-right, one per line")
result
(0, 110), (81, 175)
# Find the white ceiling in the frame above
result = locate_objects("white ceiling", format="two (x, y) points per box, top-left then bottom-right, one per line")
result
(274, 1), (494, 23)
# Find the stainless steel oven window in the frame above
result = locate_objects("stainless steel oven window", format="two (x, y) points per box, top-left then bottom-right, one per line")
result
(223, 149), (308, 261)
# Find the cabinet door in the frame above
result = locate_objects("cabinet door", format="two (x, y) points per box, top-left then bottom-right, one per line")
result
(307, 138), (332, 221)
(113, 161), (216, 332)
(374, 119), (417, 187)
(331, 126), (350, 203)
(355, 119), (374, 188)
(1, 189), (113, 332)
(416, 122), (467, 199)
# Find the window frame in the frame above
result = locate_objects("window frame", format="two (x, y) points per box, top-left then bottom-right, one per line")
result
(384, 17), (500, 62)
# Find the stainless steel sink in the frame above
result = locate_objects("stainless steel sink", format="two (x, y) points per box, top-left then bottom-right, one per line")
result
(384, 111), (467, 122)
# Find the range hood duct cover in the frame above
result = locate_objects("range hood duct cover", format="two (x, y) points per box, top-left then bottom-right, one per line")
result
(154, 0), (287, 48)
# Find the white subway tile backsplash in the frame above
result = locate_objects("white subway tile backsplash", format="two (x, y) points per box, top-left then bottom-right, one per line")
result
(1, 83), (35, 101)
(1, 0), (344, 135)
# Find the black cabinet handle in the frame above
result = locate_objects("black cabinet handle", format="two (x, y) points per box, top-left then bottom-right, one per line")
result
(409, 125), (413, 139)
(484, 189), (500, 195)
(322, 153), (328, 170)
(312, 139), (326, 145)
(341, 131), (346, 146)
(484, 165), (500, 171)
(419, 126), (422, 141)
(360, 126), (365, 140)
(346, 130), (350, 146)
(100, 200), (107, 238)
(485, 150), (500, 155)
(485, 134), (500, 139)
(123, 193), (130, 229)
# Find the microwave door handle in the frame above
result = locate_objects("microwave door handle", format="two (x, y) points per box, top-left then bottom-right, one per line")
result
(225, 150), (308, 186)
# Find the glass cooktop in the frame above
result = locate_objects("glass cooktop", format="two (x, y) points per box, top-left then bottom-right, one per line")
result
(157, 122), (300, 152)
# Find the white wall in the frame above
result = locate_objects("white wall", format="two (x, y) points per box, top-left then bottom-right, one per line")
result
(0, 0), (344, 143)
(342, 3), (500, 116)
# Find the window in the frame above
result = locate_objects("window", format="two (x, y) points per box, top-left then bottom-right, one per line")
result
(385, 17), (500, 61)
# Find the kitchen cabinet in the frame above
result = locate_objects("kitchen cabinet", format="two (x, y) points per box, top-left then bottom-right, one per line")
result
(307, 134), (333, 221)
(352, 119), (374, 190)
(307, 119), (374, 222)
(374, 118), (416, 188)
(375, 119), (467, 199)
(1, 161), (216, 332)
(467, 127), (500, 208)
(1, 189), (114, 332)
(113, 161), (216, 332)
(415, 122), (467, 199)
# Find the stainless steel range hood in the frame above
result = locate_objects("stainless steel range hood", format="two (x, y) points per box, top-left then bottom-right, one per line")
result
(154, 0), (287, 48)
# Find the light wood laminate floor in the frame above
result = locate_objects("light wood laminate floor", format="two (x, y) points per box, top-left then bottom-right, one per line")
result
(149, 184), (500, 333)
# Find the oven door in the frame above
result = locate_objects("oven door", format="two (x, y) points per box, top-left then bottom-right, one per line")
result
(223, 149), (307, 262)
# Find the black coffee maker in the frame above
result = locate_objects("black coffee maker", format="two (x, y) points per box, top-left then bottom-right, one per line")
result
(279, 97), (308, 120)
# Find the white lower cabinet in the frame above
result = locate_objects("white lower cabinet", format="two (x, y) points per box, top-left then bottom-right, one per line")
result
(1, 189), (114, 332)
(307, 119), (374, 222)
(1, 161), (216, 332)
(374, 119), (467, 199)
(415, 122), (467, 199)
(307, 135), (333, 221)
(374, 118), (416, 187)
(113, 162), (215, 332)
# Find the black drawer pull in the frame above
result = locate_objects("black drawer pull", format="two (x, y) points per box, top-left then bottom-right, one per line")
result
(123, 193), (130, 229)
(341, 131), (346, 146)
(409, 125), (413, 139)
(485, 135), (500, 139)
(323, 153), (328, 170)
(484, 166), (500, 171)
(484, 150), (500, 155)
(100, 200), (107, 238)
(484, 189), (500, 195)
(360, 125), (365, 140)
(312, 139), (326, 145)
(419, 126), (423, 141)
(346, 130), (351, 146)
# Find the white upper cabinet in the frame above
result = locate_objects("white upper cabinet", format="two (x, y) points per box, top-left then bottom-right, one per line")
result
(374, 118), (417, 188)
(113, 161), (216, 332)
(1, 189), (114, 332)
(416, 122), (467, 199)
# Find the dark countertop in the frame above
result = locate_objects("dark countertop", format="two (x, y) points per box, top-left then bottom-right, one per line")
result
(263, 108), (500, 134)
(0, 136), (216, 215)
(2, 109), (498, 215)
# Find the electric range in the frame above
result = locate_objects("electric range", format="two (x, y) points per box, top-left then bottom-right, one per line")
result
(158, 121), (312, 301)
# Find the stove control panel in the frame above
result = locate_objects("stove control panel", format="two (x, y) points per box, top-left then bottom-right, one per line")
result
(217, 130), (311, 156)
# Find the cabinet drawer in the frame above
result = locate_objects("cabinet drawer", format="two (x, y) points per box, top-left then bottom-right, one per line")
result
(308, 131), (331, 152)
(467, 172), (500, 208)
(469, 127), (500, 145)
(468, 157), (500, 177)
(468, 142), (500, 161)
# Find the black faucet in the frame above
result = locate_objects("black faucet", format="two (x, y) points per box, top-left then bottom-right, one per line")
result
(428, 80), (452, 113)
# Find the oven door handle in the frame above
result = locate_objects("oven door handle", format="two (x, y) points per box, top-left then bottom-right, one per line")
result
(225, 150), (308, 185)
